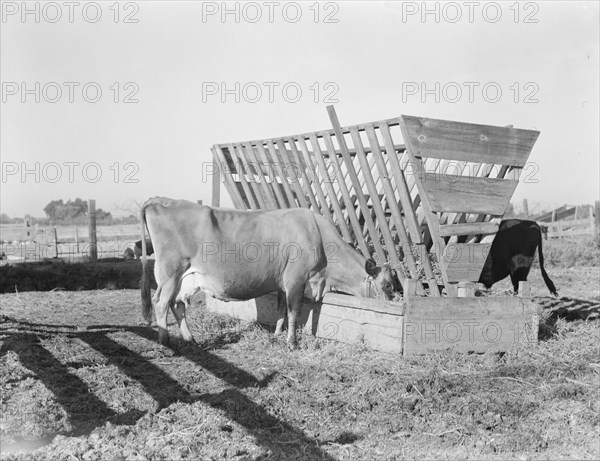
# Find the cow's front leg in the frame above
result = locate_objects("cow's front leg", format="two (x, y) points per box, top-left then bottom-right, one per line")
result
(285, 290), (304, 350)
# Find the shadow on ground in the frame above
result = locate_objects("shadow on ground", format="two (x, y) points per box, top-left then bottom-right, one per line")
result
(536, 295), (599, 340)
(0, 316), (334, 460)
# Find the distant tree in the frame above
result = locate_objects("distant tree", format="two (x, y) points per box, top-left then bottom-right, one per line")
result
(43, 198), (111, 224)
(43, 199), (64, 221)
(0, 213), (12, 223)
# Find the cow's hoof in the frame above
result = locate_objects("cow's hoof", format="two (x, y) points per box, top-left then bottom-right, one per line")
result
(287, 341), (298, 351)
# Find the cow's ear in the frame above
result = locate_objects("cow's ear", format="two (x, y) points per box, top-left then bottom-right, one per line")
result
(365, 258), (379, 276)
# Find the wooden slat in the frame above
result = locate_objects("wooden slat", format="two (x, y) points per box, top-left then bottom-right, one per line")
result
(275, 139), (309, 208)
(321, 132), (371, 257)
(442, 243), (491, 282)
(286, 138), (321, 212)
(399, 128), (447, 292)
(265, 140), (297, 207)
(307, 134), (354, 243)
(254, 142), (288, 208)
(241, 142), (278, 209)
(378, 122), (422, 243)
(401, 115), (539, 167)
(349, 126), (408, 280)
(364, 125), (437, 294)
(211, 146), (246, 209)
(233, 143), (267, 209)
(327, 106), (387, 264)
(296, 136), (334, 223)
(422, 174), (517, 215)
(227, 143), (259, 209)
(439, 222), (499, 237)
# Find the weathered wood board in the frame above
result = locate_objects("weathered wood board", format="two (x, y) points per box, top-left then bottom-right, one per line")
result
(205, 293), (538, 355)
(403, 296), (538, 355)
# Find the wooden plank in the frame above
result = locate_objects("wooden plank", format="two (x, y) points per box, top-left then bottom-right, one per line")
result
(379, 122), (422, 243)
(226, 143), (259, 209)
(321, 132), (371, 257)
(327, 106), (387, 264)
(296, 136), (334, 223)
(212, 146), (246, 209)
(307, 302), (404, 354)
(211, 157), (221, 207)
(254, 142), (288, 208)
(241, 142), (278, 209)
(439, 222), (499, 237)
(285, 138), (321, 212)
(403, 296), (537, 355)
(421, 174), (517, 215)
(275, 139), (309, 209)
(379, 122), (440, 295)
(321, 292), (405, 315)
(457, 282), (476, 297)
(399, 120), (446, 293)
(265, 140), (298, 207)
(233, 143), (267, 209)
(307, 134), (355, 243)
(442, 243), (491, 282)
(348, 126), (408, 279)
(364, 126), (423, 277)
(206, 293), (406, 353)
(401, 115), (539, 167)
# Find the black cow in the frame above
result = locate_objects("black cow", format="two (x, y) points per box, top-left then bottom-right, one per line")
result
(479, 219), (558, 296)
(134, 239), (154, 259)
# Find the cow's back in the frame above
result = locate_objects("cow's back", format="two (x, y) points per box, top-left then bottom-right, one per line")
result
(145, 201), (329, 300)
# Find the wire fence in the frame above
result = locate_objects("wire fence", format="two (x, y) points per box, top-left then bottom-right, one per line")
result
(1, 222), (140, 263)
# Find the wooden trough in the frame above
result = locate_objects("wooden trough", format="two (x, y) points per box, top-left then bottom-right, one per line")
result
(207, 106), (540, 355)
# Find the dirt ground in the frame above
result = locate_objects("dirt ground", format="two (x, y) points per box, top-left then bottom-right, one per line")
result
(1, 265), (599, 460)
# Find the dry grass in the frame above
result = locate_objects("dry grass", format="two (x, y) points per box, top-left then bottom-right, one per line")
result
(1, 267), (599, 460)
(542, 234), (600, 268)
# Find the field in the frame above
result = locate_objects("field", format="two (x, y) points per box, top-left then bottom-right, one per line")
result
(1, 246), (599, 460)
(0, 223), (140, 262)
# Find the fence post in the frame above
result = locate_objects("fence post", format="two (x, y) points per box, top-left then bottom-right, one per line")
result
(212, 161), (221, 207)
(53, 227), (59, 258)
(88, 199), (97, 260)
(522, 199), (529, 217)
(75, 227), (80, 253)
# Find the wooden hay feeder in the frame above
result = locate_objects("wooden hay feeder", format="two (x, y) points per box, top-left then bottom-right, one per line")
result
(207, 106), (540, 355)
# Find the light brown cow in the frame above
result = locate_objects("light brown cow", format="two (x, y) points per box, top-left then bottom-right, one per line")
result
(140, 197), (396, 348)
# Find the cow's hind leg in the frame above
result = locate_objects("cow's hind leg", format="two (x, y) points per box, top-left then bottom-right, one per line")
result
(510, 256), (533, 294)
(170, 300), (195, 343)
(155, 277), (178, 347)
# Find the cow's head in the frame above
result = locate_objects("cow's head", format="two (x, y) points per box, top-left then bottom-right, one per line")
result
(365, 259), (399, 300)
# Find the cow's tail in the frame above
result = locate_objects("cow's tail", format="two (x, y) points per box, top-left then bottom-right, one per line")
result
(140, 203), (153, 324)
(536, 225), (558, 297)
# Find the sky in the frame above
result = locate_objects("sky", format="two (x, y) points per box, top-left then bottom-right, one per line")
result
(1, 0), (598, 218)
